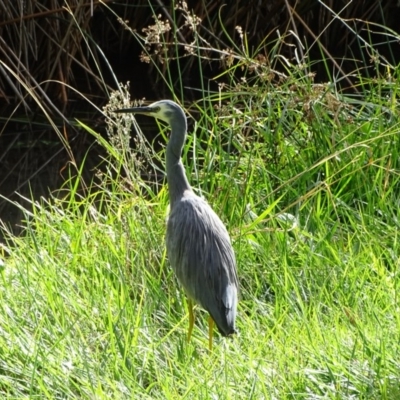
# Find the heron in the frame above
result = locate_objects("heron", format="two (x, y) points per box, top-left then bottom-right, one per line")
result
(114, 100), (238, 350)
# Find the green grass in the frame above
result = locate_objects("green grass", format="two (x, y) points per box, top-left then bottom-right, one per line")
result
(2, 80), (400, 398)
(2, 9), (400, 399)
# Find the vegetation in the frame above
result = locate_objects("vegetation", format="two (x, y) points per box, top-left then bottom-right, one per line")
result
(1, 1), (400, 398)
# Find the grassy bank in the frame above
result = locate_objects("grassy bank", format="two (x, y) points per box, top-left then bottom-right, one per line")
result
(1, 7), (400, 399)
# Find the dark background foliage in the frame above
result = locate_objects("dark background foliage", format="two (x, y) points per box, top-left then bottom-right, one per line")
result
(0, 0), (399, 233)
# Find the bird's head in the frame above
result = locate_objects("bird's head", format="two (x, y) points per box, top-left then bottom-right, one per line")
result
(114, 99), (185, 126)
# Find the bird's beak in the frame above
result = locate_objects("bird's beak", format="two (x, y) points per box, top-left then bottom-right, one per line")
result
(114, 106), (155, 115)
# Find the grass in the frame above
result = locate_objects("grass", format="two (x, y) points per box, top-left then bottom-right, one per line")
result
(1, 6), (400, 399)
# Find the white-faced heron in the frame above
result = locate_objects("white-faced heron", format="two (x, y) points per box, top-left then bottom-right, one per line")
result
(114, 100), (238, 350)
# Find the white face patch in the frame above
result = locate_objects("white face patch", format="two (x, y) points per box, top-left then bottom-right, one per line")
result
(149, 102), (172, 123)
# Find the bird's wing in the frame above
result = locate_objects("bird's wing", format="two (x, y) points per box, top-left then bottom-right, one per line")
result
(166, 195), (238, 335)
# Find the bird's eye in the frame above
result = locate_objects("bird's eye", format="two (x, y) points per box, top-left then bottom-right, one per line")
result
(153, 107), (160, 112)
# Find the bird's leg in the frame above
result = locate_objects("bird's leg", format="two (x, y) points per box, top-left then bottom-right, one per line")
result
(208, 316), (214, 351)
(187, 298), (194, 343)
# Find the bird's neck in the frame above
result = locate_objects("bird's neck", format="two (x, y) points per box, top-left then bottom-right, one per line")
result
(166, 119), (192, 206)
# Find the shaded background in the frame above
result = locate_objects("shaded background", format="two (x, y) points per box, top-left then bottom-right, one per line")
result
(0, 0), (399, 235)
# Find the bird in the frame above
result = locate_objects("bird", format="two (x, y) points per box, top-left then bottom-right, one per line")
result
(114, 100), (238, 350)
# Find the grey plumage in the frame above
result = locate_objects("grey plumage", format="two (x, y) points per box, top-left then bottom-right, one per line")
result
(114, 100), (238, 345)
(167, 190), (238, 336)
